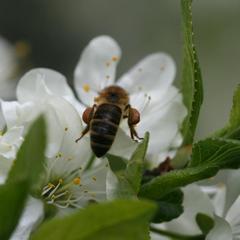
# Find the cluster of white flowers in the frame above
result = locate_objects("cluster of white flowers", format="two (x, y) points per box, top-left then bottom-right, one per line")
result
(151, 171), (240, 240)
(0, 35), (189, 239)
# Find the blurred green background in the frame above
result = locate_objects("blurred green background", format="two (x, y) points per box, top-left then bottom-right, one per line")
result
(0, 0), (239, 139)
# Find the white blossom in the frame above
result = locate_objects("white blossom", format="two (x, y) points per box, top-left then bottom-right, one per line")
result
(0, 68), (111, 239)
(73, 36), (187, 167)
(152, 171), (240, 240)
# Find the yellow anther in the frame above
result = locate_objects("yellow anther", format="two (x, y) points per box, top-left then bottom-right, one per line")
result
(64, 127), (68, 131)
(73, 177), (81, 185)
(92, 177), (97, 181)
(83, 84), (90, 92)
(59, 178), (63, 184)
(112, 56), (118, 62)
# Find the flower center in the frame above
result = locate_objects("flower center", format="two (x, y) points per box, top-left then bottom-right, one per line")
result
(41, 176), (84, 208)
(83, 84), (90, 92)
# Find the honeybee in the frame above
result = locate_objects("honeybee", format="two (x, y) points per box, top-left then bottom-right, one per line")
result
(76, 85), (143, 157)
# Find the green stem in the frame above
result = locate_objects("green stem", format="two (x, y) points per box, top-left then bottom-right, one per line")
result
(150, 226), (205, 240)
(84, 154), (96, 171)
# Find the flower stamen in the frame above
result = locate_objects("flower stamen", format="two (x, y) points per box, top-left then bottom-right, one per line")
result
(83, 84), (90, 92)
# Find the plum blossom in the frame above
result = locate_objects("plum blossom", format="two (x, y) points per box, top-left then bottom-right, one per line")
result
(151, 171), (240, 240)
(73, 36), (187, 167)
(203, 171), (240, 240)
(1, 36), (187, 167)
(0, 69), (111, 239)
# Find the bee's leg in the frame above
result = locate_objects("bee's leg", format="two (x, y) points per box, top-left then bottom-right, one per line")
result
(75, 105), (96, 143)
(127, 105), (143, 141)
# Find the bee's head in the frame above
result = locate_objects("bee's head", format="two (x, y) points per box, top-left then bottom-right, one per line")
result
(95, 85), (129, 106)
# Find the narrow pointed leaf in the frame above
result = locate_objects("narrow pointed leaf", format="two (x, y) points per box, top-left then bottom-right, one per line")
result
(125, 132), (149, 193)
(181, 0), (203, 145)
(214, 85), (240, 139)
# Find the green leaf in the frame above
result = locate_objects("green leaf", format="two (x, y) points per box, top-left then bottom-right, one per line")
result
(214, 85), (240, 140)
(189, 138), (240, 169)
(7, 116), (46, 186)
(196, 213), (214, 235)
(0, 116), (46, 240)
(181, 0), (203, 145)
(106, 154), (127, 172)
(152, 189), (184, 223)
(0, 181), (28, 240)
(125, 132), (149, 193)
(229, 85), (240, 130)
(139, 138), (240, 199)
(107, 172), (137, 199)
(107, 133), (149, 199)
(32, 200), (157, 240)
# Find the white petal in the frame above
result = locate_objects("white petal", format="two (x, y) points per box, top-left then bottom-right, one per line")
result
(44, 96), (85, 159)
(224, 170), (240, 215)
(75, 88), (98, 107)
(117, 53), (176, 94)
(45, 96), (92, 176)
(119, 87), (186, 167)
(1, 100), (38, 129)
(211, 185), (226, 217)
(0, 126), (24, 159)
(10, 197), (44, 240)
(134, 89), (186, 163)
(44, 102), (63, 158)
(1, 126), (24, 146)
(109, 128), (138, 159)
(17, 68), (75, 103)
(71, 158), (110, 205)
(74, 36), (121, 106)
(165, 184), (214, 235)
(226, 196), (240, 234)
(206, 215), (233, 240)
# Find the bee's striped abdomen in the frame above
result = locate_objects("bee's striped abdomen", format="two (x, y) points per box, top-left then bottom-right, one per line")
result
(90, 103), (122, 157)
